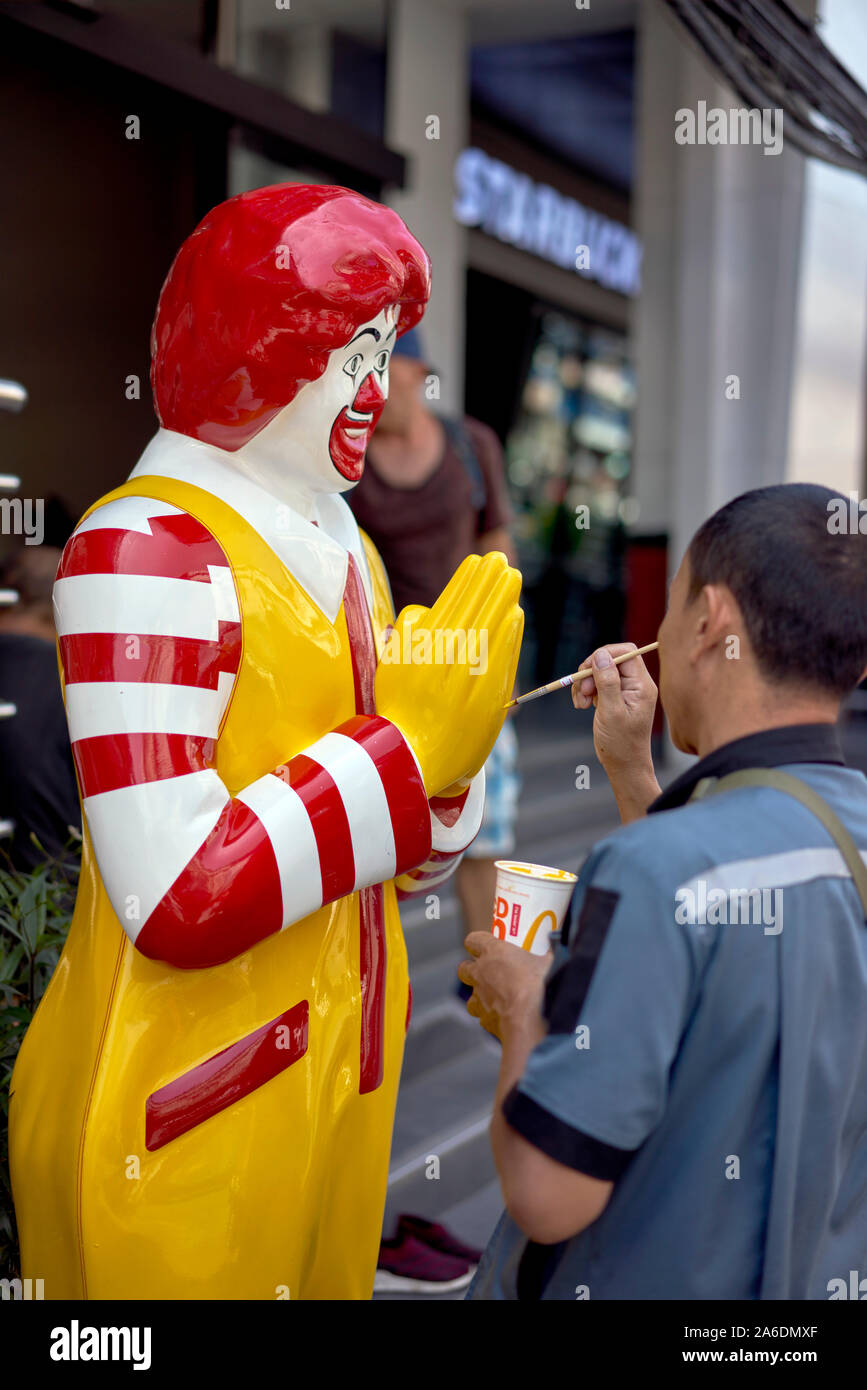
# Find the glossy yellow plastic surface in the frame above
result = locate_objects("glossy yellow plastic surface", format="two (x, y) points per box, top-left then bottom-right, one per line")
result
(376, 552), (524, 796)
(10, 477), (411, 1301)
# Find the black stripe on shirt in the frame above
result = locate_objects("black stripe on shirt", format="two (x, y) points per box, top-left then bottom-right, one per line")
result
(546, 885), (620, 1033)
(505, 887), (634, 1183)
(503, 1087), (636, 1181)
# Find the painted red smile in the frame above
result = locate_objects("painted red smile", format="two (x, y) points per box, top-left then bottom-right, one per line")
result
(329, 379), (385, 481)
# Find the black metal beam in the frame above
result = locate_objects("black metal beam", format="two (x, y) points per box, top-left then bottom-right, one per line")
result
(0, 1), (406, 190)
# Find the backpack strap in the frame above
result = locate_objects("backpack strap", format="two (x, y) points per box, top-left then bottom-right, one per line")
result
(690, 767), (867, 920)
(442, 417), (487, 514)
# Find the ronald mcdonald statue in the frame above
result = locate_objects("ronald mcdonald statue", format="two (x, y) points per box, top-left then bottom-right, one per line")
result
(9, 185), (523, 1300)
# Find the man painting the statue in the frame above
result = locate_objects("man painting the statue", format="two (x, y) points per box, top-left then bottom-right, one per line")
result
(9, 184), (523, 1300)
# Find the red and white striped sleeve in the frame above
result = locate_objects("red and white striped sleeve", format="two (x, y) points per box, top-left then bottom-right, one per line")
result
(54, 496), (432, 969)
(394, 773), (485, 900)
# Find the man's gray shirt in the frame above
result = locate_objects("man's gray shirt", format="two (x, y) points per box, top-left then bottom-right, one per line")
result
(467, 725), (867, 1300)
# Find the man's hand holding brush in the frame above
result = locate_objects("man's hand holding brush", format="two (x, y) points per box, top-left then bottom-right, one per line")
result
(572, 643), (662, 823)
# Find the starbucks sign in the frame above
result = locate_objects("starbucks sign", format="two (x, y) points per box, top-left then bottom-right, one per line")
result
(454, 147), (642, 297)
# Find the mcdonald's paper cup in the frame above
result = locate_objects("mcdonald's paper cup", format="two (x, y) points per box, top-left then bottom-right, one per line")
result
(492, 861), (578, 955)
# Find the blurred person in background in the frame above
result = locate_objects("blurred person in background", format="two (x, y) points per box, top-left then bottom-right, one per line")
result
(0, 546), (80, 870)
(349, 329), (521, 947)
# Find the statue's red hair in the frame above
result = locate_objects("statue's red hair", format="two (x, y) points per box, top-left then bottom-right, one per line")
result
(151, 184), (431, 451)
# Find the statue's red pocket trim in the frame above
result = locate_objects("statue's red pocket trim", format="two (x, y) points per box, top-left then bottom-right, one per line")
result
(145, 1000), (309, 1151)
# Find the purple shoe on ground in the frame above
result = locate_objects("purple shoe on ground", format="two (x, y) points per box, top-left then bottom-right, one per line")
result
(374, 1230), (475, 1295)
(396, 1213), (483, 1265)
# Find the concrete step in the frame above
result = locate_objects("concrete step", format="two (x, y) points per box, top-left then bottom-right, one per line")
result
(515, 778), (619, 844)
(517, 763), (615, 811)
(516, 736), (598, 796)
(407, 948), (464, 1014)
(390, 1018), (501, 1162)
(402, 1002), (481, 1081)
(384, 1108), (498, 1231)
(385, 1031), (501, 1217)
(401, 895), (461, 968)
(436, 1176), (506, 1256)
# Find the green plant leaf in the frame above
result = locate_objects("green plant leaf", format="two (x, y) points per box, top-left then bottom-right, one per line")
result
(0, 844), (78, 1279)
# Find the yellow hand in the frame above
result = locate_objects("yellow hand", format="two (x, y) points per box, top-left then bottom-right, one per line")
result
(376, 552), (524, 796)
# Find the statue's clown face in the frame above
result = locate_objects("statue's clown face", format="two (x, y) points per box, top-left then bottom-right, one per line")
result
(235, 304), (399, 496)
(328, 307), (397, 481)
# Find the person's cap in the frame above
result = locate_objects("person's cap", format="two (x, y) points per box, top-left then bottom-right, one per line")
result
(393, 326), (429, 367)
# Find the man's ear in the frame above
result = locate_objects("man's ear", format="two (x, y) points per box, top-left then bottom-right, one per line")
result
(693, 584), (738, 660)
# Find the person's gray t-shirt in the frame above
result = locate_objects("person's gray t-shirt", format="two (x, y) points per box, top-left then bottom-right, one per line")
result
(468, 729), (867, 1300)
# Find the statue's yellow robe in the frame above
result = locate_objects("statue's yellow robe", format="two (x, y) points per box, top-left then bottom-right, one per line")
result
(10, 476), (411, 1300)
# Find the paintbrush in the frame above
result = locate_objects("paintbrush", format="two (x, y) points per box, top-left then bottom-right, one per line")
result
(506, 641), (659, 709)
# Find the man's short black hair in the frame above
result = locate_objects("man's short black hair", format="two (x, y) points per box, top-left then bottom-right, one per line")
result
(686, 483), (867, 697)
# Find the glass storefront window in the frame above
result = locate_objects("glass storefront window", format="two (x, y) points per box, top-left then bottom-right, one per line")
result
(505, 309), (637, 683)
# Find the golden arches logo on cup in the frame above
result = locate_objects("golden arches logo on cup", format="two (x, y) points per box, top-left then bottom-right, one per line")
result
(491, 861), (578, 955)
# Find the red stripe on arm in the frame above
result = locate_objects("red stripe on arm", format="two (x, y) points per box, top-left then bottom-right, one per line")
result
(277, 753), (356, 903)
(59, 626), (241, 688)
(136, 800), (284, 969)
(337, 714), (431, 873)
(72, 732), (214, 798)
(57, 512), (229, 581)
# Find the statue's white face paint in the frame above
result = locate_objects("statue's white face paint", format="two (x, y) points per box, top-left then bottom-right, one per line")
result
(229, 305), (400, 513)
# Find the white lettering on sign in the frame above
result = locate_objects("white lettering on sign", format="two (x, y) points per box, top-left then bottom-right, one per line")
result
(454, 147), (642, 297)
